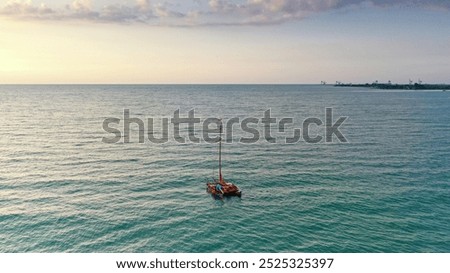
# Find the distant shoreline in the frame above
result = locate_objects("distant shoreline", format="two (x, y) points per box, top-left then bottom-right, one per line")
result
(334, 83), (449, 90)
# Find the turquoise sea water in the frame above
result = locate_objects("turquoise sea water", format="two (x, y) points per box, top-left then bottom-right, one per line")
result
(0, 85), (449, 252)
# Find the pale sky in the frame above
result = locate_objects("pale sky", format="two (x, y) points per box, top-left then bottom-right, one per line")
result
(0, 0), (449, 84)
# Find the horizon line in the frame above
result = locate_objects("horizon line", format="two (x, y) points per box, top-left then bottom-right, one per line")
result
(1, 82), (448, 85)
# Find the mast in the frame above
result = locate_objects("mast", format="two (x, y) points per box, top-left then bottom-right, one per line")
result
(219, 120), (223, 183)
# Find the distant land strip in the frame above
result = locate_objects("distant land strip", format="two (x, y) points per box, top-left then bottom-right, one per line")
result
(333, 83), (450, 90)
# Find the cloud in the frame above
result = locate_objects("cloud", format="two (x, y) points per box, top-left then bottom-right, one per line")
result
(0, 0), (154, 22)
(0, 0), (449, 26)
(343, 0), (450, 9)
(205, 0), (341, 24)
(204, 0), (450, 24)
(0, 0), (56, 19)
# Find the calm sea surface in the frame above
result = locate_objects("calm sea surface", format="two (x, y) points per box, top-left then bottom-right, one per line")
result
(0, 85), (449, 252)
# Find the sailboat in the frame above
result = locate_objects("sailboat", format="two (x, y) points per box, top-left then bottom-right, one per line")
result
(206, 121), (241, 197)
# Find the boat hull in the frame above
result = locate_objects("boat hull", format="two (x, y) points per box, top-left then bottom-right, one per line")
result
(206, 182), (241, 197)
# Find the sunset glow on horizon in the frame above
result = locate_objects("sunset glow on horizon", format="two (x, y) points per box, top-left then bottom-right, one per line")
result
(1, 0), (449, 84)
